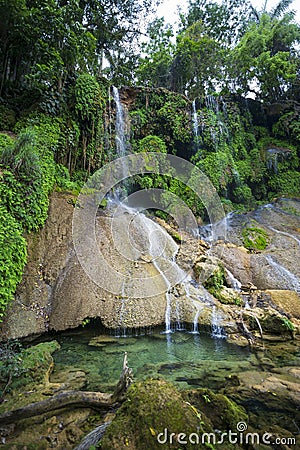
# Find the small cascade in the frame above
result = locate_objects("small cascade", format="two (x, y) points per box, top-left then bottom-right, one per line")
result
(211, 306), (226, 339)
(268, 226), (300, 247)
(205, 95), (219, 113)
(199, 211), (234, 243)
(225, 267), (241, 291)
(116, 281), (128, 337)
(192, 99), (200, 153)
(192, 300), (203, 334)
(175, 299), (184, 331)
(265, 255), (300, 294)
(204, 94), (229, 146)
(111, 86), (129, 196)
(142, 215), (185, 334)
(183, 279), (200, 333)
(112, 86), (127, 158)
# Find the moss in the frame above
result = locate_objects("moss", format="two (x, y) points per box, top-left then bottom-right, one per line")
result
(183, 388), (248, 431)
(14, 341), (60, 388)
(242, 225), (269, 251)
(101, 380), (246, 450)
(0, 341), (60, 415)
(203, 263), (226, 296)
(214, 287), (243, 306)
(100, 379), (214, 450)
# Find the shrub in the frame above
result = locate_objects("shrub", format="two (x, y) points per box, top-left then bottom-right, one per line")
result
(0, 206), (27, 319)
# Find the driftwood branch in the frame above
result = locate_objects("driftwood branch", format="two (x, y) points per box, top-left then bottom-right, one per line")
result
(74, 421), (112, 450)
(0, 352), (133, 426)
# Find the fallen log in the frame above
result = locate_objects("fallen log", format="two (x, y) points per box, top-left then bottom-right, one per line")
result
(0, 352), (132, 426)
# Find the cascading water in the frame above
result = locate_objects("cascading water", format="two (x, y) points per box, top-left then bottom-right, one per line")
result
(192, 100), (199, 138)
(192, 99), (200, 154)
(108, 87), (233, 337)
(192, 303), (202, 334)
(211, 306), (226, 339)
(225, 267), (241, 291)
(265, 255), (300, 294)
(116, 281), (128, 337)
(142, 215), (185, 334)
(183, 279), (202, 334)
(204, 94), (229, 147)
(111, 86), (129, 197)
(112, 86), (127, 158)
(205, 94), (219, 113)
(268, 226), (300, 247)
(199, 211), (234, 243)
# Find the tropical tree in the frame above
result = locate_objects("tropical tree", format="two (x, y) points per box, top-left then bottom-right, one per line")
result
(229, 1), (300, 102)
(180, 0), (253, 46)
(170, 21), (227, 96)
(136, 18), (175, 88)
(0, 0), (160, 99)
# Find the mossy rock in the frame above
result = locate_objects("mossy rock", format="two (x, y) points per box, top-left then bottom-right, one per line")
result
(248, 312), (294, 336)
(242, 225), (269, 251)
(101, 380), (246, 450)
(0, 341), (61, 414)
(14, 341), (60, 388)
(202, 262), (227, 300)
(183, 388), (248, 431)
(100, 379), (214, 450)
(214, 287), (243, 306)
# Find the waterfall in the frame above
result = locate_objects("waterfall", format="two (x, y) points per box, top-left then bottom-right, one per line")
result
(192, 303), (202, 334)
(116, 281), (127, 337)
(224, 267), (241, 291)
(112, 86), (127, 158)
(204, 94), (229, 146)
(111, 86), (129, 197)
(199, 211), (234, 243)
(192, 99), (200, 154)
(175, 299), (184, 331)
(142, 214), (185, 334)
(205, 95), (219, 113)
(211, 306), (226, 339)
(183, 279), (201, 333)
(192, 100), (199, 138)
(268, 226), (300, 247)
(265, 255), (300, 294)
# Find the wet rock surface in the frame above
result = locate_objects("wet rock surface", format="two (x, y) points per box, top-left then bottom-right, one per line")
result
(0, 196), (299, 346)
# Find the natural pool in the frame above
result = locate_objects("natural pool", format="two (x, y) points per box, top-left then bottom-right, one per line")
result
(48, 324), (297, 393)
(47, 324), (300, 443)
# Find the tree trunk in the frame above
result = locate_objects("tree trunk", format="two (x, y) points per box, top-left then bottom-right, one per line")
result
(0, 391), (112, 425)
(0, 353), (132, 426)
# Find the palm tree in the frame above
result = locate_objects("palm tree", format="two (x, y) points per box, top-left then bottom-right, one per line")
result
(250, 0), (295, 22)
(0, 129), (40, 180)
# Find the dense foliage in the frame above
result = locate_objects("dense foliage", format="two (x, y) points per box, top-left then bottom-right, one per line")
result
(0, 0), (159, 99)
(138, 0), (300, 101)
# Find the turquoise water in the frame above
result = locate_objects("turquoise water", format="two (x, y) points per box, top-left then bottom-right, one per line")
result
(51, 326), (259, 392)
(48, 325), (300, 437)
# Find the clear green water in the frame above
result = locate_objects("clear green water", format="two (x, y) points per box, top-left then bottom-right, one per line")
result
(51, 326), (260, 392)
(47, 325), (300, 436)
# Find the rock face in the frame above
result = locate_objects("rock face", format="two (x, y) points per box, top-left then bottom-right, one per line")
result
(0, 192), (76, 339)
(0, 194), (299, 341)
(0, 192), (209, 339)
